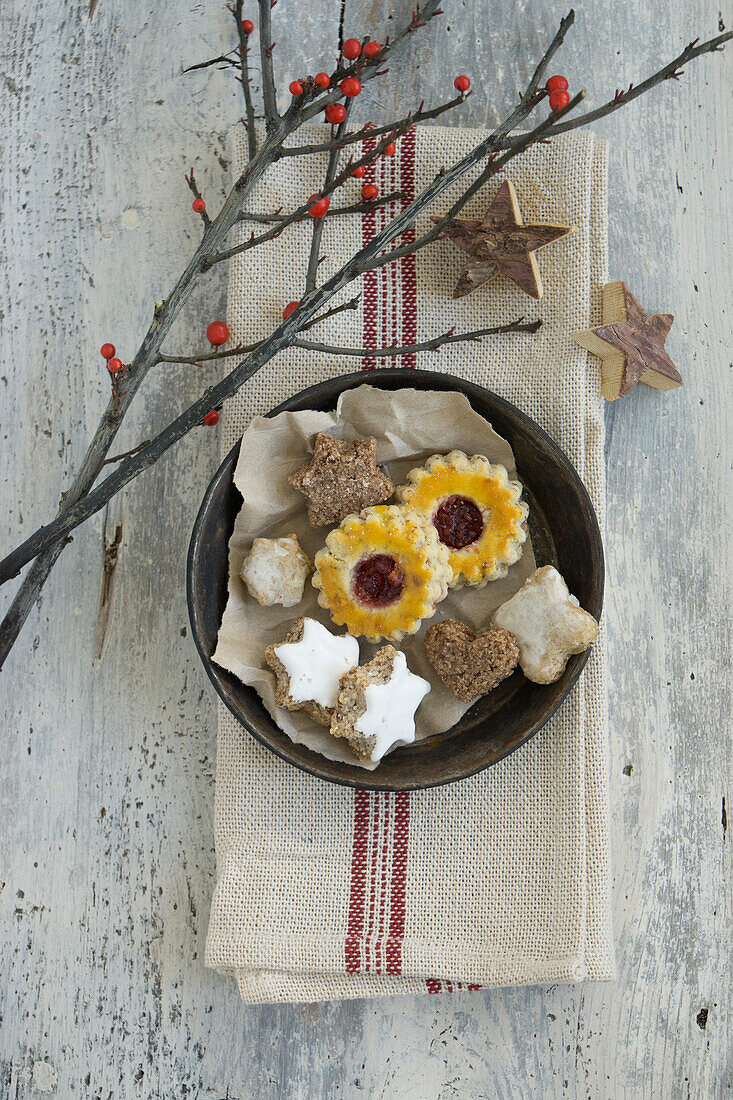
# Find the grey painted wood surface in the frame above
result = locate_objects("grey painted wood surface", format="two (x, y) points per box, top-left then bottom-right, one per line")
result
(1, 0), (730, 1096)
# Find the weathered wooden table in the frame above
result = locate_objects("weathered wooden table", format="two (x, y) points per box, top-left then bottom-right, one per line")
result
(1, 1), (730, 1096)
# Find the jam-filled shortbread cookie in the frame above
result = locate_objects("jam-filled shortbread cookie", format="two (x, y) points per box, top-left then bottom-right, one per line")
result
(396, 451), (528, 588)
(241, 534), (312, 607)
(288, 432), (394, 527)
(492, 566), (599, 684)
(331, 646), (430, 763)
(312, 505), (451, 643)
(265, 617), (359, 725)
(424, 619), (520, 703)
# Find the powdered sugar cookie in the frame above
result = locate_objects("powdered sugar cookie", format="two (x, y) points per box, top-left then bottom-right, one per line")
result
(241, 534), (312, 607)
(492, 565), (598, 684)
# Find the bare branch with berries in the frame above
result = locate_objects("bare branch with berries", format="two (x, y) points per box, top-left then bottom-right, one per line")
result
(233, 0), (258, 159)
(0, 1), (730, 670)
(238, 192), (404, 223)
(279, 94), (465, 158)
(185, 168), (212, 227)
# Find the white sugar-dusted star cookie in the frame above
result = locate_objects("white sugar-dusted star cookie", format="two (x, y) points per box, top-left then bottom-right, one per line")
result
(492, 565), (598, 684)
(265, 617), (359, 726)
(241, 534), (312, 608)
(331, 646), (430, 763)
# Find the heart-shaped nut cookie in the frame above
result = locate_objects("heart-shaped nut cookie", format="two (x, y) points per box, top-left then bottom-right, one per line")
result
(424, 619), (520, 703)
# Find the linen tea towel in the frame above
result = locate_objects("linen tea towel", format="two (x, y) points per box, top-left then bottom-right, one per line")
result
(205, 122), (615, 1003)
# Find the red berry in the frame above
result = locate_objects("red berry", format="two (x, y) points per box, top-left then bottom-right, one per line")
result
(282, 301), (299, 319)
(361, 183), (378, 201)
(192, 198), (206, 214)
(289, 80), (304, 96)
(242, 19), (254, 34)
(325, 102), (347, 124)
(100, 343), (115, 360)
(549, 89), (570, 111)
(363, 41), (382, 58)
(309, 196), (330, 218)
(341, 77), (361, 98)
(107, 357), (123, 374)
(454, 75), (471, 92)
(202, 410), (220, 426)
(351, 165), (365, 178)
(342, 38), (362, 60)
(206, 321), (229, 346)
(546, 74), (569, 93)
(314, 72), (330, 88)
(384, 141), (396, 156)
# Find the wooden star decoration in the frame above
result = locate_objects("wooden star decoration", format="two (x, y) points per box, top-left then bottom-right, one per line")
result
(572, 281), (683, 400)
(431, 179), (574, 300)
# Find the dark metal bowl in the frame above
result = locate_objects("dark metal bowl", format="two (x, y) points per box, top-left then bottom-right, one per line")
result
(187, 368), (604, 790)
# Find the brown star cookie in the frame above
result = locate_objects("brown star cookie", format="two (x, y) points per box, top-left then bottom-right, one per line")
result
(288, 433), (394, 527)
(431, 179), (574, 300)
(572, 281), (683, 400)
(424, 619), (520, 703)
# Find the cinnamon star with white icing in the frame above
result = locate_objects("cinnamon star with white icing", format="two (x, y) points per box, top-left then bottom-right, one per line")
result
(331, 646), (430, 763)
(265, 617), (359, 726)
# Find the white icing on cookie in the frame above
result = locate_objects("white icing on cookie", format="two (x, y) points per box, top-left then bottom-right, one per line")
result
(276, 618), (359, 708)
(355, 651), (430, 762)
(492, 565), (598, 684)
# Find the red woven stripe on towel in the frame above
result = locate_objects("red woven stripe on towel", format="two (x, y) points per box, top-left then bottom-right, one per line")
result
(345, 792), (410, 975)
(359, 128), (418, 371)
(348, 137), (478, 988)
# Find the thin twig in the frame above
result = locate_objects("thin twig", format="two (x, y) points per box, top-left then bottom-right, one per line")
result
(305, 98), (353, 293)
(184, 168), (212, 227)
(293, 319), (542, 357)
(238, 192), (404, 223)
(280, 94), (464, 157)
(234, 0), (258, 159)
(158, 344), (253, 365)
(257, 0), (279, 133)
(160, 296), (362, 368)
(102, 442), (152, 465)
(524, 8), (575, 100)
(182, 53), (239, 74)
(298, 294), (361, 331)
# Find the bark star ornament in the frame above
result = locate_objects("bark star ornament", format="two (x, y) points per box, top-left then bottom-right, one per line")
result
(572, 281), (683, 400)
(431, 179), (574, 300)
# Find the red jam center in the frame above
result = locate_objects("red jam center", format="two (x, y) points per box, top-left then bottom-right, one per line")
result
(352, 554), (405, 607)
(433, 495), (484, 550)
